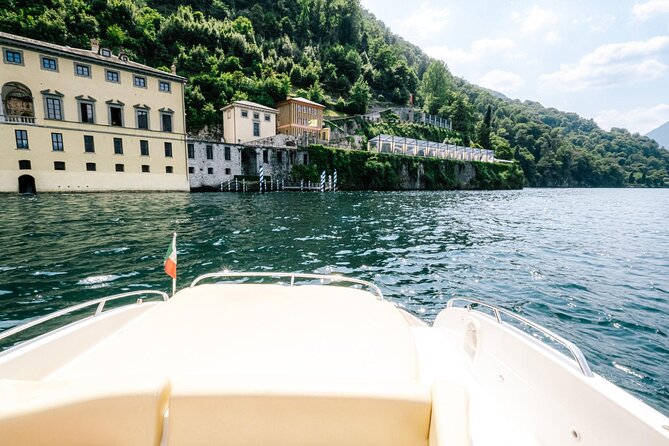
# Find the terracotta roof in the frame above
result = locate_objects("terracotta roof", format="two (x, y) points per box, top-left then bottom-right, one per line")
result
(0, 31), (185, 82)
(277, 96), (326, 108)
(221, 100), (278, 113)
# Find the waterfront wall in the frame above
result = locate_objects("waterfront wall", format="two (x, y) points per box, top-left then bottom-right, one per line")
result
(290, 145), (524, 191)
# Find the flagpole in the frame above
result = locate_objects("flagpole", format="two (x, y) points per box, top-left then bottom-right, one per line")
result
(172, 232), (177, 297)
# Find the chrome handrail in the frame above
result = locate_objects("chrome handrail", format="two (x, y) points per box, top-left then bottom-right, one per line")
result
(447, 297), (594, 378)
(0, 290), (169, 343)
(190, 272), (384, 300)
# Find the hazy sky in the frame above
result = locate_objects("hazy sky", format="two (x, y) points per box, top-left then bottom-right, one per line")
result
(359, 0), (669, 134)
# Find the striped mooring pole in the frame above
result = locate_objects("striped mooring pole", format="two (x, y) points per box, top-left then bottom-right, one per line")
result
(320, 170), (326, 193)
(259, 166), (264, 193)
(300, 179), (304, 192)
(333, 170), (338, 192)
(328, 175), (332, 192)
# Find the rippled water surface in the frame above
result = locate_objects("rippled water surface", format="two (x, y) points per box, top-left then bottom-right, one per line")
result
(0, 189), (668, 415)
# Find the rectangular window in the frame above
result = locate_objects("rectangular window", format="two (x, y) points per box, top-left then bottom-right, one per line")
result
(263, 149), (268, 163)
(241, 110), (248, 118)
(75, 63), (91, 77)
(206, 145), (213, 160)
(187, 143), (195, 159)
(253, 121), (260, 137)
(115, 163), (124, 172)
(188, 166), (194, 174)
(166, 166), (173, 173)
(136, 110), (148, 129)
(113, 137), (123, 154)
(277, 151), (283, 163)
(140, 140), (149, 156)
(19, 160), (31, 170)
(106, 69), (120, 83)
(15, 130), (28, 149)
(84, 135), (95, 153)
(161, 113), (173, 132)
(45, 97), (63, 120)
(224, 146), (231, 161)
(53, 161), (65, 171)
(164, 142), (173, 157)
(3, 49), (22, 65)
(264, 114), (271, 121)
(109, 106), (123, 127)
(141, 165), (150, 173)
(41, 56), (57, 71)
(51, 133), (63, 151)
(207, 167), (214, 174)
(159, 81), (171, 92)
(86, 162), (96, 171)
(303, 153), (308, 164)
(133, 75), (146, 88)
(80, 102), (95, 124)
(253, 112), (259, 119)
(225, 168), (231, 175)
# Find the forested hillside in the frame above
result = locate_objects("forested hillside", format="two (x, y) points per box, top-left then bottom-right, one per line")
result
(1, 0), (667, 187)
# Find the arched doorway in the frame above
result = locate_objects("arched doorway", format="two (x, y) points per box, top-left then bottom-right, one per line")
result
(18, 175), (36, 194)
(241, 148), (258, 176)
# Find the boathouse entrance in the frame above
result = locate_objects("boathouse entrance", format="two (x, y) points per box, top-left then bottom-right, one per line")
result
(18, 175), (36, 194)
(241, 148), (257, 176)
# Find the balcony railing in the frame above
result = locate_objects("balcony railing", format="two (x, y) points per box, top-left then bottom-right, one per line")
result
(1, 114), (36, 124)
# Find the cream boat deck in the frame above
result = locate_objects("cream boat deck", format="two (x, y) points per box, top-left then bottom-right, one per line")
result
(46, 284), (419, 381)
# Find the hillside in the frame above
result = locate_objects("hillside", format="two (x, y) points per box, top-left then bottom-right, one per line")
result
(1, 0), (667, 187)
(647, 122), (669, 150)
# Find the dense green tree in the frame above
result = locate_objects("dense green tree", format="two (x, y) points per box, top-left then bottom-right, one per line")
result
(419, 60), (450, 115)
(348, 76), (370, 115)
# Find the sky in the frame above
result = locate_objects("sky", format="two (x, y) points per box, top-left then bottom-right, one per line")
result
(359, 0), (669, 135)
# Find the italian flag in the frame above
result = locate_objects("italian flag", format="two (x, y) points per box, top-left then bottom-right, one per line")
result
(164, 233), (177, 279)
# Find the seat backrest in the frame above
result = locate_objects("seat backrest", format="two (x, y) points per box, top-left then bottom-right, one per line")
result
(0, 377), (170, 446)
(167, 375), (431, 446)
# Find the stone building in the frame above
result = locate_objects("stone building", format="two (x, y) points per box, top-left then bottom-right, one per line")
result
(187, 136), (309, 191)
(0, 32), (189, 193)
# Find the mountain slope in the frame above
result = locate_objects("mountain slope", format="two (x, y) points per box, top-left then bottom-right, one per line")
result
(647, 121), (669, 150)
(0, 0), (667, 187)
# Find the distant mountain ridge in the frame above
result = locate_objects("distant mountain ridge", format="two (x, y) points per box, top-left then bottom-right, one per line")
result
(646, 121), (669, 150)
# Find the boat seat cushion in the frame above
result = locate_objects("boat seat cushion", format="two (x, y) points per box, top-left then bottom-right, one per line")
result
(429, 380), (471, 446)
(168, 375), (431, 446)
(0, 377), (170, 446)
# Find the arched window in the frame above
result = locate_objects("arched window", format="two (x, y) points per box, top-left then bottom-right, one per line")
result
(2, 82), (34, 123)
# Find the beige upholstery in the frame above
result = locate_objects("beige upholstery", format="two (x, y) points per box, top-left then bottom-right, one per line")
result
(168, 375), (431, 446)
(429, 380), (471, 446)
(0, 377), (170, 446)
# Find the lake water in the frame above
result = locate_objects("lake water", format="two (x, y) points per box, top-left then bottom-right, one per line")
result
(0, 189), (667, 415)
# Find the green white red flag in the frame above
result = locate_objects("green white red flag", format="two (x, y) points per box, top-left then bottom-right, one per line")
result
(164, 233), (177, 279)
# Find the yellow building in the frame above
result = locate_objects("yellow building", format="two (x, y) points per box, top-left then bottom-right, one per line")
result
(0, 32), (189, 193)
(221, 100), (278, 144)
(276, 97), (330, 143)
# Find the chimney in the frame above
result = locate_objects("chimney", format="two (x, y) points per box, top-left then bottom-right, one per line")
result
(170, 63), (177, 75)
(90, 38), (100, 54)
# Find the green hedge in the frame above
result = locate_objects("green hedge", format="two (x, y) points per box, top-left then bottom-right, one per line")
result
(291, 145), (524, 190)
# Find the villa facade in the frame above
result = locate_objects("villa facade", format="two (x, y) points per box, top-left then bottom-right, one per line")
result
(0, 32), (189, 193)
(221, 100), (278, 145)
(276, 97), (330, 144)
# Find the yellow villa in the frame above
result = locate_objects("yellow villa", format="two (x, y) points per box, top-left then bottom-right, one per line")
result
(276, 97), (330, 144)
(0, 32), (189, 193)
